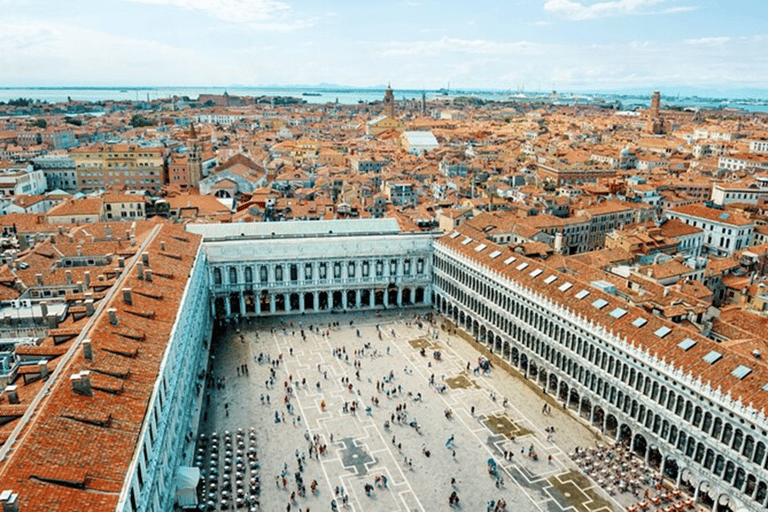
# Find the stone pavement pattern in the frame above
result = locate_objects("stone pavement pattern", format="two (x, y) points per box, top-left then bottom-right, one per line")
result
(197, 309), (621, 512)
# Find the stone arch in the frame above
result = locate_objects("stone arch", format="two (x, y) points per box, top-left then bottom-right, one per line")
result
(511, 346), (519, 365)
(414, 286), (424, 304)
(605, 414), (618, 440)
(632, 432), (648, 458)
(401, 287), (412, 305)
(592, 405), (605, 431)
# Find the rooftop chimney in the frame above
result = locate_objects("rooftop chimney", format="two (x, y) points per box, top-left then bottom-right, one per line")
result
(137, 262), (144, 280)
(50, 234), (56, 244)
(85, 297), (94, 316)
(37, 360), (48, 380)
(4, 386), (18, 405)
(118, 256), (125, 268)
(70, 371), (93, 396)
(0, 489), (19, 512)
(66, 270), (72, 285)
(142, 252), (149, 266)
(145, 269), (153, 282)
(160, 241), (166, 251)
(83, 339), (93, 361)
(36, 273), (43, 286)
(108, 308), (118, 325)
(122, 288), (132, 305)
(76, 245), (82, 256)
(130, 235), (136, 247)
(84, 271), (90, 290)
(105, 225), (112, 238)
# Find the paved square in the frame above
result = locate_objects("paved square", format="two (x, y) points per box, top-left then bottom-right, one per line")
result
(195, 308), (621, 512)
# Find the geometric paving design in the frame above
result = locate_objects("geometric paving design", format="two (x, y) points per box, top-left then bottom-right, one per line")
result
(408, 337), (436, 350)
(482, 412), (533, 439)
(339, 437), (376, 477)
(546, 470), (614, 512)
(445, 373), (478, 390)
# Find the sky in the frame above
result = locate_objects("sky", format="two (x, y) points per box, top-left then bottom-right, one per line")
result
(1, 0), (766, 93)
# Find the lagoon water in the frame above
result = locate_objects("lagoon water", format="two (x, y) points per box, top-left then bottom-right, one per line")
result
(2, 86), (768, 112)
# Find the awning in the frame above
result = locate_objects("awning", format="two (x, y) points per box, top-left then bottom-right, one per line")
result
(175, 466), (200, 508)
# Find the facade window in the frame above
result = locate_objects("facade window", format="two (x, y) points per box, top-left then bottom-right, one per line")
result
(362, 261), (369, 277)
(290, 264), (298, 282)
(275, 265), (283, 282)
(348, 261), (355, 278)
(260, 266), (268, 283)
(375, 260), (383, 277)
(304, 263), (312, 280)
(417, 258), (424, 274)
(334, 262), (341, 279)
(229, 267), (237, 284)
(403, 259), (411, 275)
(244, 266), (253, 283)
(319, 263), (327, 279)
(213, 267), (222, 285)
(390, 259), (397, 275)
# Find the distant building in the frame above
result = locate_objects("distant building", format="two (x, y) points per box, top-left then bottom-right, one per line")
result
(400, 131), (439, 155)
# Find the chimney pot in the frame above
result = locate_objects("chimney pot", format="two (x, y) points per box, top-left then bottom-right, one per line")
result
(0, 490), (19, 512)
(108, 308), (118, 325)
(123, 288), (132, 305)
(83, 339), (93, 361)
(4, 386), (19, 405)
(37, 360), (48, 380)
(71, 371), (93, 396)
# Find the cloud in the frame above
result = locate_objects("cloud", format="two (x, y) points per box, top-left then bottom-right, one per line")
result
(380, 36), (540, 57)
(543, 0), (687, 20)
(123, 0), (310, 29)
(683, 36), (730, 46)
(0, 20), (204, 85)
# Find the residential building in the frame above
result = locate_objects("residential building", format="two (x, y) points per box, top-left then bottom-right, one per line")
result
(70, 143), (166, 192)
(667, 204), (754, 257)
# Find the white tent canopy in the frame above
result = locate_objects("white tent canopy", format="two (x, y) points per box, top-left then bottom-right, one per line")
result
(175, 466), (200, 508)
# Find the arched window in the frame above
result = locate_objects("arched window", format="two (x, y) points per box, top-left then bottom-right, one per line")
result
(229, 266), (237, 284)
(213, 267), (222, 285)
(244, 266), (253, 283)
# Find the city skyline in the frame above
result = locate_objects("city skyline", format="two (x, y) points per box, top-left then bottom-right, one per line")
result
(1, 0), (766, 93)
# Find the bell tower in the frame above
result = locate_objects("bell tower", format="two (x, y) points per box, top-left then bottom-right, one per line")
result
(188, 122), (203, 189)
(384, 83), (395, 117)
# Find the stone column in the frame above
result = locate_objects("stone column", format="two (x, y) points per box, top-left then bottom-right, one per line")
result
(225, 296), (231, 317)
(314, 291), (319, 312)
(255, 294), (261, 315)
(210, 298), (217, 318)
(355, 289), (361, 308)
(299, 293), (305, 313)
(342, 290), (348, 310)
(397, 287), (403, 307)
(269, 294), (276, 314)
(285, 293), (291, 312)
(384, 289), (389, 308)
(239, 292), (246, 317)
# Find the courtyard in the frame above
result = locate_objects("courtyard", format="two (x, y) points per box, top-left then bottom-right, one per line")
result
(194, 307), (634, 512)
